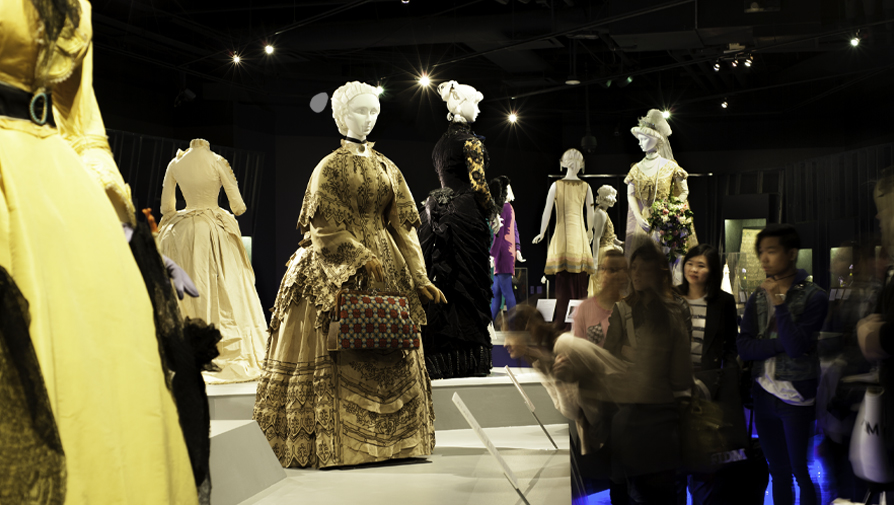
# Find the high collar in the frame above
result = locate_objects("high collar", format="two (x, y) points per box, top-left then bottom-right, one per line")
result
(340, 139), (376, 154)
(447, 122), (472, 136)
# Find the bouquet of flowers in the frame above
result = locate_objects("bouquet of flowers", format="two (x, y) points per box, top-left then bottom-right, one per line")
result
(646, 196), (694, 263)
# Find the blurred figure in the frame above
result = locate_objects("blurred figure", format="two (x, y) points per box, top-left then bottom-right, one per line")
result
(675, 244), (741, 504)
(604, 243), (694, 504)
(818, 241), (880, 501)
(856, 167), (894, 497)
(573, 250), (629, 346)
(737, 224), (827, 505)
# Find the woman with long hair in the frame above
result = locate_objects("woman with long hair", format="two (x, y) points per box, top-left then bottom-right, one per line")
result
(604, 243), (693, 504)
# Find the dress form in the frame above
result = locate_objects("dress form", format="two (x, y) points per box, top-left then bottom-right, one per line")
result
(534, 149), (596, 327)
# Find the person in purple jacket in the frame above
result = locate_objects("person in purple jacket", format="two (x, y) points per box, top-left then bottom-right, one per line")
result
(489, 176), (525, 320)
(737, 223), (828, 505)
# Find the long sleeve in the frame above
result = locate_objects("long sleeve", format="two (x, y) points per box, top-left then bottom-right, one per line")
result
(737, 294), (786, 360)
(512, 205), (521, 252)
(775, 292), (828, 358)
(217, 155), (247, 216)
(52, 35), (135, 226)
(159, 162), (177, 216)
(462, 138), (499, 220)
(381, 156), (431, 289)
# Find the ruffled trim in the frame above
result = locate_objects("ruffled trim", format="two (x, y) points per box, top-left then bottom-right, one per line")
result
(190, 138), (210, 149)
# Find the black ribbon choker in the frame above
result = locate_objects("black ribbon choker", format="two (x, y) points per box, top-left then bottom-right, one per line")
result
(344, 136), (367, 144)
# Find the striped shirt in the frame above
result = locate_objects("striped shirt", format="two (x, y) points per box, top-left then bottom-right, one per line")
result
(688, 296), (707, 370)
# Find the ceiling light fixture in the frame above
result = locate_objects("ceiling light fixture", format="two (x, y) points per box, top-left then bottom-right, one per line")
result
(264, 45), (274, 55)
(232, 54), (241, 64)
(721, 99), (728, 109)
(418, 74), (431, 87)
(662, 110), (670, 119)
(508, 112), (518, 123)
(713, 61), (721, 71)
(744, 54), (753, 67)
(565, 76), (581, 86)
(375, 85), (384, 95)
(850, 36), (860, 47)
(731, 59), (738, 68)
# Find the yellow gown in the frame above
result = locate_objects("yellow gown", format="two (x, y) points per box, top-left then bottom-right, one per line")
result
(0, 1), (197, 503)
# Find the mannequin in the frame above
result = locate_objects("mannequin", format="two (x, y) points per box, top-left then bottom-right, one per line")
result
(418, 80), (499, 379)
(625, 109), (697, 282)
(588, 185), (625, 296)
(253, 81), (443, 469)
(489, 176), (526, 320)
(533, 148), (596, 327)
(158, 139), (269, 384)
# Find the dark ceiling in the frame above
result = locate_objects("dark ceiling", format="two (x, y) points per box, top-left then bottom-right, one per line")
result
(91, 0), (894, 146)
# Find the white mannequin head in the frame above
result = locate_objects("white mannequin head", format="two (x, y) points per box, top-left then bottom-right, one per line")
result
(596, 185), (618, 208)
(505, 184), (515, 202)
(635, 133), (659, 154)
(560, 148), (585, 175)
(332, 81), (380, 140)
(437, 80), (484, 123)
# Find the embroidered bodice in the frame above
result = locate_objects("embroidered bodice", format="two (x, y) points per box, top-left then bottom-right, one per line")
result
(624, 158), (688, 204)
(431, 122), (498, 220)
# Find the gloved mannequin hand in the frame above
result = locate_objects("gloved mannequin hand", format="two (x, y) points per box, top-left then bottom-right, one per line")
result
(516, 250), (526, 263)
(417, 284), (448, 304)
(163, 256), (200, 300)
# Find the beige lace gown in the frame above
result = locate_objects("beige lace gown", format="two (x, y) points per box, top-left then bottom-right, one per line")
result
(158, 140), (268, 384)
(623, 159), (698, 263)
(253, 140), (435, 468)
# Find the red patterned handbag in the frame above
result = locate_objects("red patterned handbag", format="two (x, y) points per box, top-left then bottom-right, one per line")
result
(327, 288), (421, 351)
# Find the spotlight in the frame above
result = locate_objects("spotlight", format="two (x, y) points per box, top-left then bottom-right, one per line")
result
(731, 59), (738, 68)
(721, 99), (728, 109)
(375, 85), (384, 95)
(508, 112), (518, 123)
(713, 61), (721, 71)
(402, 0), (410, 3)
(744, 54), (753, 67)
(565, 76), (581, 86)
(232, 54), (241, 64)
(418, 74), (431, 87)
(264, 45), (274, 55)
(662, 110), (670, 119)
(850, 37), (860, 47)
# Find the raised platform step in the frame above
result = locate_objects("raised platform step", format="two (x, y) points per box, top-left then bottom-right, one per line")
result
(210, 420), (286, 505)
(236, 424), (570, 505)
(207, 367), (565, 430)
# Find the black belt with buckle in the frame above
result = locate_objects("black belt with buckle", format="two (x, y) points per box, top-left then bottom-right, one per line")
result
(0, 82), (55, 127)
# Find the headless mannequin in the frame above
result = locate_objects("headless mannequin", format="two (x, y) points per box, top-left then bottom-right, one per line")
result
(534, 150), (595, 327)
(345, 93), (445, 304)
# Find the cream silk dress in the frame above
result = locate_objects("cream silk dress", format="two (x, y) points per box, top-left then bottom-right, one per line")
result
(0, 1), (197, 504)
(158, 140), (268, 384)
(253, 140), (435, 469)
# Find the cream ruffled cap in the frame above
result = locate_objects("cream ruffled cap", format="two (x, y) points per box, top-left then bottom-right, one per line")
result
(630, 109), (672, 140)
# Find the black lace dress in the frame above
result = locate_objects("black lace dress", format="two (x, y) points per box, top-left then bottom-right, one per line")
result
(419, 122), (500, 379)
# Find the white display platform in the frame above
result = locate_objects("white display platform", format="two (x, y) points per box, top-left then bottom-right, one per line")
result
(210, 420), (286, 505)
(207, 368), (566, 430)
(235, 424), (571, 505)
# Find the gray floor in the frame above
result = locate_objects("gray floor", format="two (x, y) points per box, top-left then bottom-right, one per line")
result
(235, 424), (571, 505)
